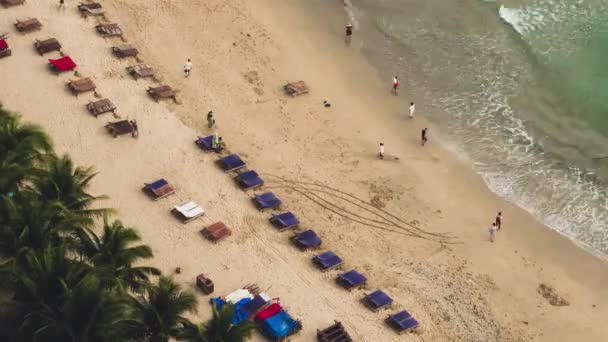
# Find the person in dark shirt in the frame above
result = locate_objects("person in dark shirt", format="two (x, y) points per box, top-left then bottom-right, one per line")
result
(345, 24), (353, 45)
(495, 212), (503, 230)
(421, 128), (428, 146)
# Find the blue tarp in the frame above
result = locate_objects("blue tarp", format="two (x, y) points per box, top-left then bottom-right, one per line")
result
(261, 310), (299, 339)
(209, 297), (252, 324)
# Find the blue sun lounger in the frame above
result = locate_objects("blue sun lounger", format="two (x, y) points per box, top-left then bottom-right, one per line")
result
(195, 135), (213, 149)
(236, 170), (264, 190)
(337, 270), (367, 290)
(386, 310), (419, 334)
(364, 290), (393, 311)
(219, 154), (246, 173)
(142, 178), (175, 200)
(241, 295), (269, 318)
(313, 251), (343, 271)
(254, 191), (281, 211)
(260, 310), (302, 340)
(270, 212), (300, 231)
(291, 229), (321, 250)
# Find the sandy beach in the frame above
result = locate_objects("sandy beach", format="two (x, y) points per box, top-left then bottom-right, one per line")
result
(2, 0), (608, 341)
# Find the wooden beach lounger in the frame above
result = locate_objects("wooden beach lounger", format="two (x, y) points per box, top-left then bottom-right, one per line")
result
(78, 2), (105, 17)
(147, 85), (176, 102)
(87, 98), (116, 117)
(142, 178), (175, 200)
(67, 78), (96, 95)
(317, 321), (353, 342)
(35, 38), (61, 55)
(172, 201), (204, 224)
(284, 80), (309, 96)
(105, 120), (137, 138)
(1, 0), (25, 7)
(15, 18), (42, 33)
(0, 39), (11, 59)
(201, 221), (232, 243)
(126, 64), (154, 79)
(96, 23), (123, 37)
(196, 274), (214, 294)
(112, 44), (138, 58)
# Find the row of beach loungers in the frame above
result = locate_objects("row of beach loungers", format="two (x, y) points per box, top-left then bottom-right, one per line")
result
(1, 1), (178, 139)
(203, 151), (421, 336)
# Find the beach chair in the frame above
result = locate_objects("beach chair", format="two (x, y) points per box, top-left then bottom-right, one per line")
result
(147, 85), (177, 102)
(172, 201), (204, 224)
(67, 78), (96, 95)
(0, 39), (11, 59)
(337, 270), (367, 290)
(363, 290), (393, 312)
(96, 23), (122, 37)
(201, 221), (232, 243)
(270, 212), (300, 231)
(218, 154), (246, 173)
(235, 170), (264, 190)
(78, 2), (105, 17)
(105, 120), (137, 138)
(241, 295), (270, 318)
(87, 98), (116, 117)
(15, 18), (42, 33)
(317, 321), (353, 342)
(142, 178), (175, 200)
(291, 229), (321, 250)
(35, 38), (61, 55)
(48, 56), (76, 72)
(386, 310), (419, 334)
(253, 192), (281, 211)
(284, 80), (309, 96)
(195, 135), (224, 153)
(196, 273), (214, 294)
(126, 64), (154, 79)
(1, 0), (24, 7)
(313, 251), (343, 271)
(112, 44), (138, 58)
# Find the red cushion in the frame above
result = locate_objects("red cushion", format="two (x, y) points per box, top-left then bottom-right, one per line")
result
(49, 56), (77, 71)
(0, 39), (8, 50)
(255, 303), (282, 321)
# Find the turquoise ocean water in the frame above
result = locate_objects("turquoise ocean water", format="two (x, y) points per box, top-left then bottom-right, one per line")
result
(342, 0), (608, 255)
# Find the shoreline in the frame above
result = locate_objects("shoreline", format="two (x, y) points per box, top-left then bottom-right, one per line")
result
(2, 0), (608, 341)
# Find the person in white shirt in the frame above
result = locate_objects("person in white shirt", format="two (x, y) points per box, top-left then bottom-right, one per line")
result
(489, 222), (497, 242)
(379, 142), (385, 160)
(409, 102), (415, 119)
(184, 58), (192, 78)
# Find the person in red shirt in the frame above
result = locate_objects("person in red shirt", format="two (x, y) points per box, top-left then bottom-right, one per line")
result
(392, 76), (400, 95)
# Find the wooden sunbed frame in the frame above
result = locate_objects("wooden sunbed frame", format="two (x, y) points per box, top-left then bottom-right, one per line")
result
(284, 80), (309, 96)
(87, 98), (116, 117)
(67, 78), (96, 95)
(1, 0), (25, 7)
(96, 23), (122, 37)
(147, 85), (177, 102)
(126, 64), (154, 79)
(34, 38), (61, 55)
(15, 18), (42, 33)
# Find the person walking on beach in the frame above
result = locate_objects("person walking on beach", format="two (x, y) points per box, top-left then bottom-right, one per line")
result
(421, 128), (428, 146)
(379, 142), (385, 160)
(409, 102), (415, 119)
(59, 0), (65, 9)
(495, 212), (503, 230)
(392, 76), (400, 95)
(489, 222), (497, 242)
(345, 23), (353, 46)
(184, 58), (192, 78)
(207, 111), (215, 128)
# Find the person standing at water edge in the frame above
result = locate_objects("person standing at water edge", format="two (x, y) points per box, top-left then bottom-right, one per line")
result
(421, 128), (428, 146)
(345, 23), (353, 46)
(58, 0), (65, 8)
(184, 58), (192, 78)
(392, 76), (400, 95)
(409, 102), (415, 119)
(207, 111), (215, 128)
(489, 222), (497, 242)
(379, 143), (385, 160)
(495, 212), (503, 230)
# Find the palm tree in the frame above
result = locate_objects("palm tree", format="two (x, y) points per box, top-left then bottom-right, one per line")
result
(77, 218), (160, 292)
(20, 272), (134, 342)
(128, 276), (197, 342)
(0, 109), (52, 195)
(31, 154), (111, 219)
(178, 303), (255, 342)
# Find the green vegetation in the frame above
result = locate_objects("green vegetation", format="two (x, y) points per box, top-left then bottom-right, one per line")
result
(0, 106), (255, 341)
